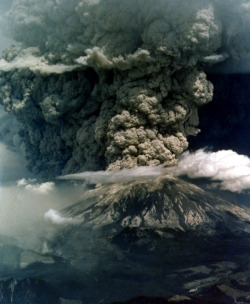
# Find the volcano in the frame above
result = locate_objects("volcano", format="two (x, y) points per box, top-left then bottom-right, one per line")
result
(1, 177), (250, 304)
(63, 176), (250, 234)
(49, 176), (250, 303)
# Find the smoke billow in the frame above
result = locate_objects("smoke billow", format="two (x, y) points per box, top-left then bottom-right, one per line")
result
(0, 0), (249, 177)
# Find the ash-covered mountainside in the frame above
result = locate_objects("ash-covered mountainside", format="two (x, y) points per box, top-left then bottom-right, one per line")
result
(63, 176), (250, 234)
(0, 0), (249, 176)
(45, 177), (250, 303)
(0, 177), (250, 304)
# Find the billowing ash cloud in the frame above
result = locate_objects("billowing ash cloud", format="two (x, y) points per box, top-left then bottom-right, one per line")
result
(171, 149), (250, 193)
(0, 0), (249, 177)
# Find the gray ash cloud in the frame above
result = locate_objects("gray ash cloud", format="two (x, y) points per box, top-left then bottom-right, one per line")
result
(0, 0), (249, 177)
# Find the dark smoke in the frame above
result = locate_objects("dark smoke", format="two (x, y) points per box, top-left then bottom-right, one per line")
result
(0, 0), (249, 177)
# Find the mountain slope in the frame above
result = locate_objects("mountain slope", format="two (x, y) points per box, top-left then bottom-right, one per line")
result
(63, 176), (250, 234)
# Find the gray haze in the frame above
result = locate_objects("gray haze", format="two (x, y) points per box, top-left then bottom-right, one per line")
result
(0, 0), (249, 177)
(0, 0), (14, 52)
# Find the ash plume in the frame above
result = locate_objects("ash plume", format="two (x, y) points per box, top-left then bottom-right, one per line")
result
(0, 0), (249, 177)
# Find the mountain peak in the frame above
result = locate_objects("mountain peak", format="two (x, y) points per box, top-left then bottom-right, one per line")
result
(63, 176), (250, 234)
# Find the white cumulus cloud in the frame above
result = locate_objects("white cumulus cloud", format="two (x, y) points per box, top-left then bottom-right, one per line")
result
(44, 209), (80, 225)
(17, 178), (55, 194)
(171, 149), (250, 193)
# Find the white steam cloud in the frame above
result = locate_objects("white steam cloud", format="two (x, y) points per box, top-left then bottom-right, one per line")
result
(17, 178), (55, 194)
(60, 150), (250, 192)
(0, 0), (248, 177)
(44, 209), (80, 225)
(59, 166), (167, 184)
(171, 149), (250, 193)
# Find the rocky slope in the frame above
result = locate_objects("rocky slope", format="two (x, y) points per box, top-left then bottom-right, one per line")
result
(63, 176), (250, 234)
